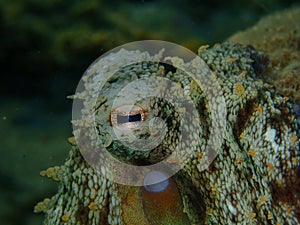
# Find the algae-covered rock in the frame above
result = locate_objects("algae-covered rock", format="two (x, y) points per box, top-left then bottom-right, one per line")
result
(228, 6), (300, 102)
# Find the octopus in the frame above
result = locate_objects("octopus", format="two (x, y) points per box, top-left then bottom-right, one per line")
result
(34, 40), (300, 225)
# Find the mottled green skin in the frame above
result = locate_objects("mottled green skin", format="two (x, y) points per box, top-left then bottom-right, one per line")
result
(35, 43), (299, 225)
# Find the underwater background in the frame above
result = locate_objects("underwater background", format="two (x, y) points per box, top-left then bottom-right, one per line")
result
(0, 1), (299, 225)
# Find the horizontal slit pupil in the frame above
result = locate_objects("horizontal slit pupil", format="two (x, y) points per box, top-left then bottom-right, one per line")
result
(128, 113), (142, 122)
(117, 113), (142, 124)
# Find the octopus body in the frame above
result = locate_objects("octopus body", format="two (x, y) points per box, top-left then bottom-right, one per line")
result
(35, 42), (299, 225)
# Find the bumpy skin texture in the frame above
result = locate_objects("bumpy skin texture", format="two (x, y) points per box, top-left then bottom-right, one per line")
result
(35, 42), (299, 225)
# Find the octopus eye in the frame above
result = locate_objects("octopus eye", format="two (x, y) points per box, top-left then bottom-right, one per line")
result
(110, 105), (146, 129)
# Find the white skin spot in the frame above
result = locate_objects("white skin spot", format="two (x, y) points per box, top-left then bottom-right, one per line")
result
(226, 199), (237, 216)
(264, 126), (279, 152)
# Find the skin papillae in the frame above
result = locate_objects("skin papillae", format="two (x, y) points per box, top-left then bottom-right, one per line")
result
(34, 8), (300, 224)
(35, 8), (300, 225)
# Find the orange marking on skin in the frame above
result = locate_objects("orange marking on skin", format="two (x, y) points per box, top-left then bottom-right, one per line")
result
(239, 70), (247, 77)
(195, 117), (201, 122)
(88, 202), (98, 210)
(206, 208), (213, 215)
(211, 186), (218, 192)
(267, 163), (274, 171)
(249, 212), (256, 219)
(197, 152), (203, 160)
(257, 195), (268, 207)
(61, 214), (69, 222)
(248, 149), (256, 157)
(198, 45), (210, 54)
(277, 180), (284, 187)
(227, 57), (237, 63)
(267, 213), (273, 220)
(257, 105), (263, 113)
(288, 115), (295, 122)
(235, 158), (243, 164)
(292, 135), (297, 144)
(235, 82), (245, 96)
(67, 137), (76, 146)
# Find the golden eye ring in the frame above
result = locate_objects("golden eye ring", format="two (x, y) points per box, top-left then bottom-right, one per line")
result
(110, 105), (147, 129)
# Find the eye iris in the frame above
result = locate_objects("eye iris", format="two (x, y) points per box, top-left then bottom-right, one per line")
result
(117, 113), (142, 124)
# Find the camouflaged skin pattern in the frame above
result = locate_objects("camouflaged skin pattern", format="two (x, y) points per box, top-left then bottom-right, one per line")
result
(35, 43), (299, 225)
